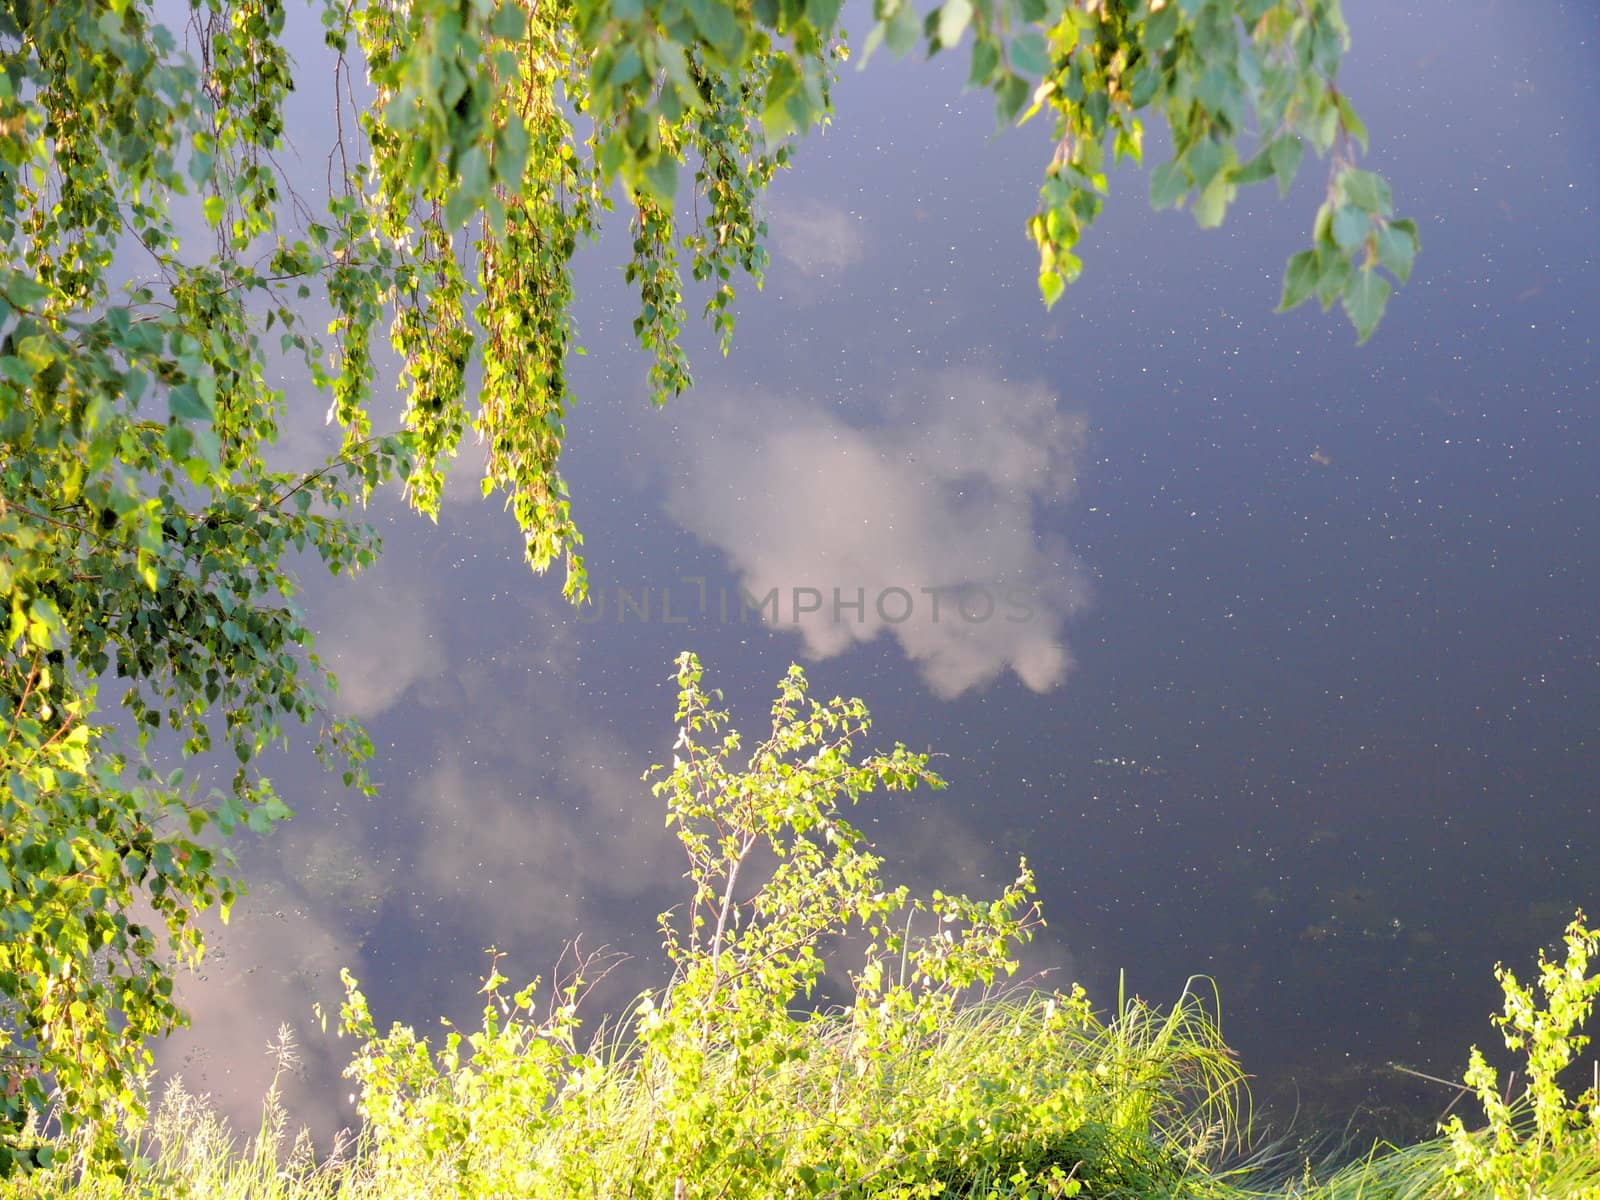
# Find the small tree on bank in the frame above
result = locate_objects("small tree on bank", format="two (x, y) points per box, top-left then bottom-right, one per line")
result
(329, 653), (1245, 1199)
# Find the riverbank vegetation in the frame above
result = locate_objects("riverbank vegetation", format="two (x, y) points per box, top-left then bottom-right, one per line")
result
(4, 657), (1597, 1200)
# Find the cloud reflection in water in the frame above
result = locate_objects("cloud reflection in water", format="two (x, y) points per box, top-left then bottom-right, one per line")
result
(664, 365), (1092, 698)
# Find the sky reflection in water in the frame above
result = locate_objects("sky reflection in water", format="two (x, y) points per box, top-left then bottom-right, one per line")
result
(159, 0), (1599, 1142)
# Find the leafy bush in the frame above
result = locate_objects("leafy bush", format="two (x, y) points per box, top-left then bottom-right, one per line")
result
(329, 652), (1246, 1199)
(1441, 913), (1600, 1200)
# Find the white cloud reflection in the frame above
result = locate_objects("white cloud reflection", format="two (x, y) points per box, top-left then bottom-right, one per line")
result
(664, 366), (1092, 697)
(313, 554), (445, 719)
(768, 198), (867, 279)
(156, 884), (363, 1139)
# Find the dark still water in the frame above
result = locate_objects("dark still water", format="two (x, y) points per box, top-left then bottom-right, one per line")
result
(162, 0), (1599, 1143)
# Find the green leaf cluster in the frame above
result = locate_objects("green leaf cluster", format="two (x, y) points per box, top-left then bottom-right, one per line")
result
(858, 0), (1416, 338)
(1278, 166), (1416, 343)
(339, 0), (807, 597)
(0, 0), (402, 1167)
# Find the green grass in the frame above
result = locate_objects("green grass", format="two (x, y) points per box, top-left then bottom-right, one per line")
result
(1276, 1125), (1600, 1200)
(6, 995), (1599, 1200)
(1, 983), (1251, 1200)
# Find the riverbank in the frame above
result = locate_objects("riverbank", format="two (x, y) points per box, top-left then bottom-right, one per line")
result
(5, 948), (1597, 1200)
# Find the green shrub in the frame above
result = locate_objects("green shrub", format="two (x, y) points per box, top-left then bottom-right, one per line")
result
(1440, 912), (1600, 1200)
(330, 653), (1247, 1199)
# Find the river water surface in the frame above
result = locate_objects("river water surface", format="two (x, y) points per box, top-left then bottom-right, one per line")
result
(159, 0), (1599, 1144)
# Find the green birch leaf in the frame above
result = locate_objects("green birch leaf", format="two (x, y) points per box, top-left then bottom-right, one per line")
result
(1232, 147), (1275, 185)
(1150, 160), (1188, 209)
(1, 274), (49, 308)
(1334, 91), (1369, 150)
(1268, 134), (1304, 197)
(807, 0), (845, 30)
(1343, 267), (1390, 342)
(1039, 269), (1065, 309)
(488, 1), (526, 38)
(1377, 219), (1419, 282)
(995, 72), (1030, 123)
(168, 384), (211, 422)
(1186, 138), (1225, 188)
(1010, 32), (1050, 78)
(884, 0), (921, 55)
(967, 36), (999, 84)
(859, 22), (887, 65)
(685, 0), (741, 56)
(1192, 174), (1233, 228)
(1331, 204), (1369, 252)
(1315, 251), (1353, 308)
(643, 154), (679, 204)
(1279, 249), (1318, 311)
(1340, 168), (1392, 215)
(1143, 4), (1179, 49)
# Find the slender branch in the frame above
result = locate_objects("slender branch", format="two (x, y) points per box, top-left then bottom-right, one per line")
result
(11, 657), (40, 722)
(258, 432), (400, 514)
(6, 502), (100, 542)
(706, 829), (757, 990)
